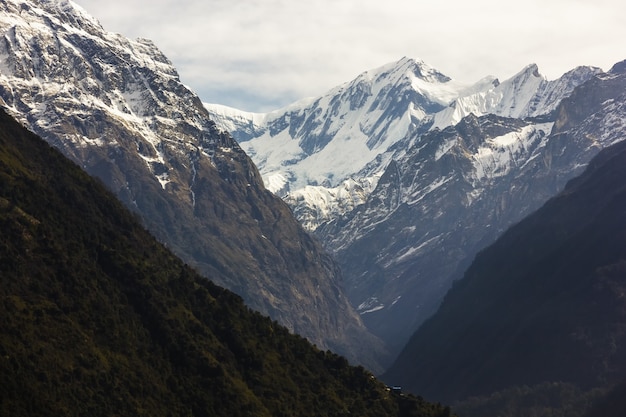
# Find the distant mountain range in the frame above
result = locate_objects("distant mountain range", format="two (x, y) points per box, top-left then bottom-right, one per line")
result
(0, 0), (386, 371)
(206, 55), (626, 355)
(205, 57), (599, 230)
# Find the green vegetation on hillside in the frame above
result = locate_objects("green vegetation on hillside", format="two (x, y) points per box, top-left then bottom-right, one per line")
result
(0, 108), (451, 417)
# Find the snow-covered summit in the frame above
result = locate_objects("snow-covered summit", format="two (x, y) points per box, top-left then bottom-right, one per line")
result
(205, 57), (494, 195)
(206, 57), (600, 230)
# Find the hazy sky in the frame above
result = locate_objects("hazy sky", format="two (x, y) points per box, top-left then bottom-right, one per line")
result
(75, 0), (626, 112)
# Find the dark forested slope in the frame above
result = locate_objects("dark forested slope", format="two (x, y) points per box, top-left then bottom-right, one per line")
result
(0, 108), (450, 417)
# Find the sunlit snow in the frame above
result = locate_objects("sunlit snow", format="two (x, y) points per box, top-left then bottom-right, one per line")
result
(472, 123), (553, 182)
(206, 58), (598, 231)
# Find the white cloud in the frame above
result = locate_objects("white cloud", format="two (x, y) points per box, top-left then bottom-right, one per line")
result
(76, 0), (626, 112)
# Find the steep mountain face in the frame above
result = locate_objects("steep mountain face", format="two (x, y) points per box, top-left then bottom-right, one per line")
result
(317, 64), (626, 351)
(0, 0), (386, 370)
(0, 107), (451, 417)
(382, 132), (626, 412)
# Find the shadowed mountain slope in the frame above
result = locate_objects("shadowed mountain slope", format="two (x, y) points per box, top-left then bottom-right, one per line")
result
(0, 108), (451, 417)
(383, 136), (626, 414)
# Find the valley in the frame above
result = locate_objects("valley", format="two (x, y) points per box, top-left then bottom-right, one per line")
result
(1, 1), (626, 415)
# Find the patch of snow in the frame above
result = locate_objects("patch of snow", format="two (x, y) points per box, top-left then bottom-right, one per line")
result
(434, 137), (457, 160)
(360, 305), (384, 315)
(392, 235), (442, 264)
(156, 173), (170, 189)
(264, 172), (290, 194)
(390, 296), (402, 307)
(405, 176), (453, 206)
(471, 122), (553, 182)
(285, 175), (377, 230)
(357, 297), (385, 315)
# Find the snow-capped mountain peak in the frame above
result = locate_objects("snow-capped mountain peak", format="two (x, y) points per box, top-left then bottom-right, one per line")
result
(0, 0), (222, 195)
(206, 57), (600, 231)
(205, 57), (493, 198)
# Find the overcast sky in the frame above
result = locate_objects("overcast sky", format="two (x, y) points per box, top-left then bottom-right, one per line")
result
(75, 0), (626, 113)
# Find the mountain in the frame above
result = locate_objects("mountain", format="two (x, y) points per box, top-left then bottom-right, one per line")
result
(204, 58), (499, 229)
(207, 56), (613, 354)
(382, 126), (626, 415)
(0, 106), (453, 417)
(317, 62), (626, 352)
(0, 0), (386, 370)
(204, 58), (599, 230)
(427, 63), (602, 130)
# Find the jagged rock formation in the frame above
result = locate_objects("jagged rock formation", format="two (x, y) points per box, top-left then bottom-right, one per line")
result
(0, 0), (387, 370)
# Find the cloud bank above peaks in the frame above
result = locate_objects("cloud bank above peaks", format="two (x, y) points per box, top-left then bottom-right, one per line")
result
(77, 0), (626, 112)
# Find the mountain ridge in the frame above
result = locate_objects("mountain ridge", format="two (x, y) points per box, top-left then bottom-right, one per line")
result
(321, 64), (626, 351)
(205, 57), (600, 231)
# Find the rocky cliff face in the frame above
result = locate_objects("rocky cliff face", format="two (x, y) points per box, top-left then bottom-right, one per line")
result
(0, 0), (387, 371)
